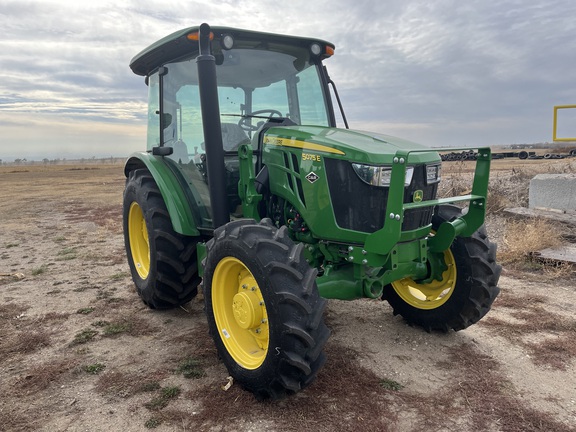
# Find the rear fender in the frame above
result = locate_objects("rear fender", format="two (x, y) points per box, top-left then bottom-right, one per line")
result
(124, 153), (200, 236)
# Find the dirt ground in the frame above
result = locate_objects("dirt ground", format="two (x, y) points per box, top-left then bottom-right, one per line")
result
(0, 161), (575, 432)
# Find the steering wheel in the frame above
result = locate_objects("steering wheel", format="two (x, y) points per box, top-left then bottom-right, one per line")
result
(238, 109), (283, 131)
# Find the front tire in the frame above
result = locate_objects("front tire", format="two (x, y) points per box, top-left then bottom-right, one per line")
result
(123, 169), (201, 309)
(203, 219), (330, 399)
(383, 205), (501, 332)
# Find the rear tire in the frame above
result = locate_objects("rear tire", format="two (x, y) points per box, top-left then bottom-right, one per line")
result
(123, 169), (201, 309)
(203, 218), (330, 399)
(383, 205), (501, 332)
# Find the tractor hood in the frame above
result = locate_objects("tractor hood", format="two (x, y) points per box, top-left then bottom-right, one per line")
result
(262, 125), (440, 165)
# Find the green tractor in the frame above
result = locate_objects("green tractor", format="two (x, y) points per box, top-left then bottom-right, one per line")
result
(124, 23), (500, 399)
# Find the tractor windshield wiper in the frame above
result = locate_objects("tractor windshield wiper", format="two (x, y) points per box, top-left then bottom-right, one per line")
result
(222, 113), (272, 120)
(222, 112), (296, 131)
(222, 112), (284, 120)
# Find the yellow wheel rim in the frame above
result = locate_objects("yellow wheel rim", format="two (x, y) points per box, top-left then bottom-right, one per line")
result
(391, 249), (457, 310)
(128, 202), (150, 279)
(212, 257), (269, 370)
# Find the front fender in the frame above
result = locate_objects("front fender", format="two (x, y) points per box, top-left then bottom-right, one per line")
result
(124, 152), (200, 237)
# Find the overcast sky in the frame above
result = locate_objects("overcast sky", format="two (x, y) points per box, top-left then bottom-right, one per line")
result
(1, 0), (576, 161)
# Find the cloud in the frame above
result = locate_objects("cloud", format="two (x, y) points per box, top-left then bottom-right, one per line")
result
(319, 0), (576, 145)
(1, 0), (576, 160)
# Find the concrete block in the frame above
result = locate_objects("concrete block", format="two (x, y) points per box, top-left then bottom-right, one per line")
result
(529, 174), (576, 211)
(535, 245), (576, 264)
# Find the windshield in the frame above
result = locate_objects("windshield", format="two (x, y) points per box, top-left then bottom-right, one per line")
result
(145, 45), (333, 229)
(149, 47), (331, 155)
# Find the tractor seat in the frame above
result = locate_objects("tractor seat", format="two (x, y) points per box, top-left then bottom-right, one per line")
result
(171, 139), (190, 164)
(221, 123), (251, 151)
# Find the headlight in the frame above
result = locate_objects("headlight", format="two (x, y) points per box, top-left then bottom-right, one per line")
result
(221, 34), (234, 50)
(310, 43), (322, 56)
(352, 163), (414, 187)
(426, 163), (441, 184)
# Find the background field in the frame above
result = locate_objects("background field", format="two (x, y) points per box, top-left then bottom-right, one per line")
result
(1, 159), (575, 431)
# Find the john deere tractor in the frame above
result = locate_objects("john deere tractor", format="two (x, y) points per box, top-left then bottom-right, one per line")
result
(124, 23), (500, 399)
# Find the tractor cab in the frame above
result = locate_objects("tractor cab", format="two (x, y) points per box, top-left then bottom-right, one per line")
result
(130, 26), (338, 230)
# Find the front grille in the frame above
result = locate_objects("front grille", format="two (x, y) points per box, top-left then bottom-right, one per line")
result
(324, 159), (437, 233)
(282, 152), (306, 207)
(403, 165), (437, 231)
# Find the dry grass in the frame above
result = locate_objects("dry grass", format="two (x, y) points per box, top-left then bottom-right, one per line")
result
(17, 341), (568, 432)
(482, 290), (576, 370)
(439, 160), (535, 211)
(441, 159), (575, 278)
(0, 303), (29, 320)
(527, 336), (576, 370)
(98, 315), (159, 337)
(487, 167), (534, 211)
(437, 344), (573, 432)
(95, 369), (169, 399)
(144, 386), (181, 411)
(442, 158), (576, 213)
(178, 326), (394, 430)
(64, 204), (122, 234)
(186, 343), (397, 432)
(165, 340), (576, 432)
(0, 410), (37, 432)
(15, 357), (80, 394)
(167, 323), (220, 361)
(92, 327), (209, 403)
(483, 162), (574, 277)
(0, 330), (52, 359)
(68, 315), (159, 347)
(438, 160), (472, 198)
(498, 218), (565, 265)
(0, 304), (61, 361)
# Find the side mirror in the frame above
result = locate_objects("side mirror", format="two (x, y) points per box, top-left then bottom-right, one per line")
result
(152, 146), (173, 156)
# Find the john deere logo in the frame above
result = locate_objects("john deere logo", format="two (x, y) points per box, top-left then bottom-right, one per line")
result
(413, 190), (423, 203)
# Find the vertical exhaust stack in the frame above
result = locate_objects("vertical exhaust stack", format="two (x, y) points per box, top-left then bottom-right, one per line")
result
(196, 23), (230, 229)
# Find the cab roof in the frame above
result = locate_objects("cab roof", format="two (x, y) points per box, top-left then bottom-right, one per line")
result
(129, 25), (335, 77)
